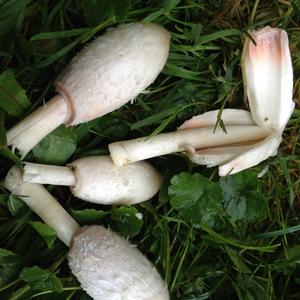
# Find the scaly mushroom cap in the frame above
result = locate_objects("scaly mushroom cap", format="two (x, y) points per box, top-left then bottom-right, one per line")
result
(70, 156), (162, 205)
(68, 225), (169, 300)
(55, 22), (170, 125)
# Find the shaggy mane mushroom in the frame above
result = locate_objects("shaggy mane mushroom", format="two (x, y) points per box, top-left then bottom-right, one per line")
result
(7, 22), (170, 158)
(23, 156), (162, 205)
(109, 27), (294, 176)
(5, 166), (169, 300)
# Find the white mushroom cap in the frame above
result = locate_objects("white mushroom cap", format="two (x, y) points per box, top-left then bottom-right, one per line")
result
(243, 27), (294, 131)
(56, 22), (171, 125)
(6, 23), (170, 157)
(68, 225), (169, 300)
(70, 156), (162, 205)
(6, 168), (169, 299)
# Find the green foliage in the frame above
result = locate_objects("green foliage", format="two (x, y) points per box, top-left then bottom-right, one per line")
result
(36, 41), (78, 68)
(29, 221), (57, 248)
(0, 248), (18, 267)
(110, 206), (143, 237)
(71, 208), (108, 224)
(33, 125), (77, 165)
(169, 172), (223, 227)
(163, 0), (181, 12)
(30, 28), (89, 42)
(0, 70), (31, 117)
(0, 109), (6, 146)
(20, 266), (63, 293)
(220, 171), (269, 222)
(70, 206), (143, 237)
(0, 148), (22, 167)
(234, 273), (272, 300)
(0, 0), (31, 35)
(169, 171), (269, 228)
(286, 244), (300, 262)
(7, 195), (28, 218)
(292, 0), (300, 20)
(82, 0), (130, 25)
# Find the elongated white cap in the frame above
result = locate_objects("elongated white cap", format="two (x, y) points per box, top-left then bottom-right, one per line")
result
(185, 144), (254, 168)
(56, 23), (170, 125)
(6, 23), (170, 157)
(70, 156), (162, 205)
(68, 225), (169, 300)
(179, 109), (255, 129)
(243, 26), (294, 131)
(179, 24), (296, 176)
(219, 133), (282, 175)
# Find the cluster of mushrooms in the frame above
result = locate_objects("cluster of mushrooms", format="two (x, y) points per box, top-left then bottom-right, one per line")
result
(4, 22), (294, 300)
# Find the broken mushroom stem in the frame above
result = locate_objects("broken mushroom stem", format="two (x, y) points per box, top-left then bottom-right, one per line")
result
(4, 166), (169, 300)
(23, 162), (76, 186)
(7, 96), (69, 158)
(109, 125), (270, 166)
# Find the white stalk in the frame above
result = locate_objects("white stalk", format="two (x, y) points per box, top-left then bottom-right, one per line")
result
(7, 95), (69, 158)
(23, 162), (76, 186)
(109, 125), (270, 166)
(5, 166), (80, 246)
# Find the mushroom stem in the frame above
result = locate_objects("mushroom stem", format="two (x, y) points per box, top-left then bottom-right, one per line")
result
(5, 167), (80, 246)
(109, 125), (270, 166)
(23, 162), (76, 186)
(6, 95), (69, 158)
(4, 166), (170, 299)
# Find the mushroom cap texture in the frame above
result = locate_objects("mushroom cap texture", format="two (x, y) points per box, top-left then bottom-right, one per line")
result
(55, 22), (170, 125)
(70, 156), (162, 205)
(68, 225), (169, 300)
(242, 27), (293, 131)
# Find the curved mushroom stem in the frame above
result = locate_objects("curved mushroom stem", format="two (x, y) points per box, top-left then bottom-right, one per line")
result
(6, 95), (70, 158)
(23, 162), (76, 186)
(5, 166), (80, 246)
(109, 125), (270, 166)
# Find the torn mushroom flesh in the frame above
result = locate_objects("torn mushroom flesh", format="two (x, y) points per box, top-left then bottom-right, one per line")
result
(109, 27), (294, 176)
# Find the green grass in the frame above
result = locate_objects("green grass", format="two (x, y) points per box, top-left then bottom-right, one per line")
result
(0, 0), (299, 299)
